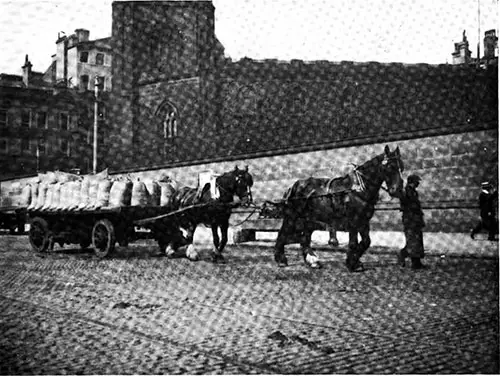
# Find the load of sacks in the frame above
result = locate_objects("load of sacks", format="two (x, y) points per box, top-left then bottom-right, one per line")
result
(20, 170), (180, 212)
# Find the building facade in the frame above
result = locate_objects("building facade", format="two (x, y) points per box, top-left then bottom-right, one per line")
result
(0, 29), (111, 179)
(51, 29), (112, 92)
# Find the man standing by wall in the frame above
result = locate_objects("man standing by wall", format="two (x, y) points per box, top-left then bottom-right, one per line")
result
(398, 174), (426, 270)
(471, 182), (498, 241)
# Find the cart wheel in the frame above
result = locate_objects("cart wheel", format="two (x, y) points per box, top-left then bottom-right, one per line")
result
(92, 219), (116, 258)
(29, 217), (50, 253)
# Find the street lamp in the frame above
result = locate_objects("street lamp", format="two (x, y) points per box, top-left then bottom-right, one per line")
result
(93, 76), (101, 174)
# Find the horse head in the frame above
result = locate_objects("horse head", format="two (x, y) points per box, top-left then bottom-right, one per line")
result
(380, 145), (404, 198)
(219, 166), (254, 205)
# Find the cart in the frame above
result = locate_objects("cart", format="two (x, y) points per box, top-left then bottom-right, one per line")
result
(27, 204), (204, 258)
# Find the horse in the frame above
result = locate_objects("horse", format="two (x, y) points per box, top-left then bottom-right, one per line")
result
(158, 166), (254, 262)
(274, 145), (404, 271)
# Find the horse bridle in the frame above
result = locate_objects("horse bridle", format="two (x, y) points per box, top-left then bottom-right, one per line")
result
(351, 154), (403, 196)
(216, 174), (253, 204)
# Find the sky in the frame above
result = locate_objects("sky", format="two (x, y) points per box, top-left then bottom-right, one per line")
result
(0, 0), (498, 75)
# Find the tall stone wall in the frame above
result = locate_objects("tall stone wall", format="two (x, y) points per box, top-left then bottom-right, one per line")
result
(212, 60), (497, 157)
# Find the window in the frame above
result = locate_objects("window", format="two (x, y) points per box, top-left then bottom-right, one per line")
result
(30, 138), (37, 154)
(157, 103), (179, 148)
(80, 75), (89, 90)
(37, 112), (47, 129)
(0, 139), (7, 153)
(0, 110), (7, 127)
(95, 53), (104, 65)
(21, 111), (31, 128)
(60, 139), (70, 156)
(163, 111), (177, 139)
(97, 76), (105, 91)
(80, 51), (89, 63)
(21, 138), (30, 152)
(68, 115), (74, 130)
(59, 113), (68, 130)
(38, 138), (46, 155)
(10, 138), (21, 154)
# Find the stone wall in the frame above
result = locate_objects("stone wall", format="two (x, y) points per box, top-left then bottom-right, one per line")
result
(212, 60), (497, 158)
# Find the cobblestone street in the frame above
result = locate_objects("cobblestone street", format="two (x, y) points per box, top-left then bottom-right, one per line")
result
(0, 235), (498, 374)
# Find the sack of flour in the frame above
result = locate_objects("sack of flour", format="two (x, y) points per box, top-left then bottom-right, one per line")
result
(28, 183), (39, 210)
(131, 180), (149, 207)
(95, 179), (113, 209)
(109, 180), (133, 208)
(145, 180), (160, 206)
(158, 181), (177, 207)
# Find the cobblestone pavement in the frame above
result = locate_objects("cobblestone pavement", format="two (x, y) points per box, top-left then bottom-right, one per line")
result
(0, 235), (498, 374)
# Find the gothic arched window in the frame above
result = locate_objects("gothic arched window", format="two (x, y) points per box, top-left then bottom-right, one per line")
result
(156, 102), (179, 155)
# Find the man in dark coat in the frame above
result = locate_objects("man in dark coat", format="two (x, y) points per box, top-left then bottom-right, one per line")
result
(471, 182), (498, 241)
(398, 174), (426, 269)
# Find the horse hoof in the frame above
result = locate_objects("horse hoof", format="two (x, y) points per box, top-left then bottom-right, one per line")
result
(165, 245), (176, 258)
(346, 260), (362, 272)
(186, 245), (200, 261)
(274, 253), (288, 267)
(211, 252), (225, 263)
(305, 253), (321, 269)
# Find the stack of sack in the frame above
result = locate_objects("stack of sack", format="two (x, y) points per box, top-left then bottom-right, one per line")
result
(22, 170), (180, 211)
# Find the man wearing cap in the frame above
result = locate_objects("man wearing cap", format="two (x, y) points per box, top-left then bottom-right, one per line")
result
(398, 174), (426, 269)
(471, 182), (498, 241)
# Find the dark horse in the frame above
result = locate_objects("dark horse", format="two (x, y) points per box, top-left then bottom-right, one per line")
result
(159, 166), (253, 262)
(274, 145), (404, 271)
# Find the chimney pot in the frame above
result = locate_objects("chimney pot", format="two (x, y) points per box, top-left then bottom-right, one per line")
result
(75, 29), (90, 42)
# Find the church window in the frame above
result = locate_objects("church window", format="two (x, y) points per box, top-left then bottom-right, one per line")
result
(156, 102), (179, 154)
(163, 110), (177, 139)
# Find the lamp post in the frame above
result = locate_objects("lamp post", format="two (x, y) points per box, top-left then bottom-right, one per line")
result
(93, 76), (100, 174)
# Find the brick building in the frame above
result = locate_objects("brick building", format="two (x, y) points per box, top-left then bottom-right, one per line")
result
(0, 29), (111, 179)
(51, 29), (112, 92)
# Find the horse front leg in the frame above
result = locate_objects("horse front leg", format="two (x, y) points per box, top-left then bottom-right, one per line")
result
(274, 215), (294, 267)
(301, 230), (321, 269)
(357, 222), (371, 259)
(211, 221), (227, 264)
(346, 228), (362, 272)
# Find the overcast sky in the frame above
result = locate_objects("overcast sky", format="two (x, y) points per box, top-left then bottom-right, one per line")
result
(0, 0), (497, 75)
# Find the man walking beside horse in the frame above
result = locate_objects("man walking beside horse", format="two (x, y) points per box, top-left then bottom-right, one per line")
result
(398, 174), (426, 270)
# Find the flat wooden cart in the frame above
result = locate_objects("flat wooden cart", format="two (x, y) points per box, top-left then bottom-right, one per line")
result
(27, 205), (199, 258)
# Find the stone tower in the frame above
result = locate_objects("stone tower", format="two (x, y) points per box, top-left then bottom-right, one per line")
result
(108, 0), (221, 168)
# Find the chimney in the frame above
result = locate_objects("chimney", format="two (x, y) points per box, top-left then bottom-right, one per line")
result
(22, 54), (32, 86)
(483, 29), (498, 59)
(56, 32), (68, 85)
(75, 29), (90, 42)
